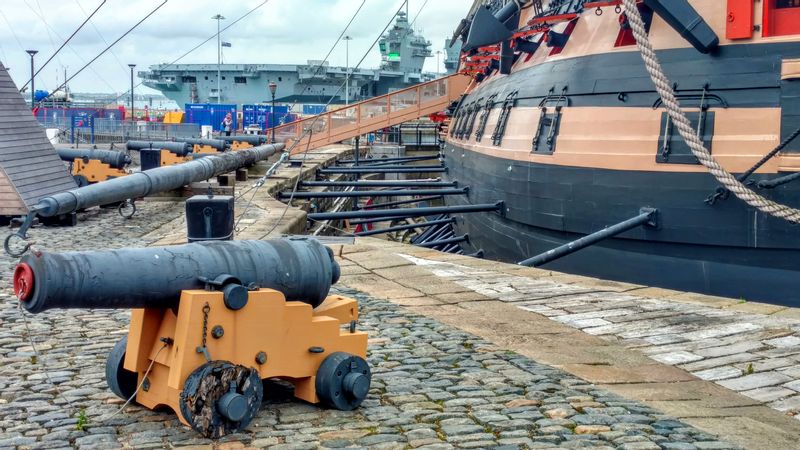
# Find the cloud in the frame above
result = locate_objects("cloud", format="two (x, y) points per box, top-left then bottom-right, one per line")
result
(0, 0), (470, 95)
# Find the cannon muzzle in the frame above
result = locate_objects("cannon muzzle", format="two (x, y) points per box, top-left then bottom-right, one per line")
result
(57, 148), (131, 169)
(13, 238), (341, 313)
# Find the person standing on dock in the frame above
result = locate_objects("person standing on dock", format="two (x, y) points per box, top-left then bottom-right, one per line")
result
(221, 113), (233, 137)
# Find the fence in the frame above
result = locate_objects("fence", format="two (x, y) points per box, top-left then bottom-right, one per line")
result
(37, 118), (202, 144)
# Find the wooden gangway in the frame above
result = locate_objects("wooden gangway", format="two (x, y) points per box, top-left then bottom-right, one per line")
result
(270, 73), (470, 154)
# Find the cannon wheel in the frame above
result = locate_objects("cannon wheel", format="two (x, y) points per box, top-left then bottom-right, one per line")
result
(315, 352), (371, 411)
(105, 336), (139, 402)
(73, 175), (90, 187)
(179, 361), (263, 439)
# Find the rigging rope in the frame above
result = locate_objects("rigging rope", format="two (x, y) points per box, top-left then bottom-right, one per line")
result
(18, 0), (108, 92)
(621, 0), (800, 223)
(105, 0), (272, 106)
(35, 0), (169, 107)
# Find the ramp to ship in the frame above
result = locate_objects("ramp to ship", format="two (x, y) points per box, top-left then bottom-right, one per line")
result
(0, 63), (77, 216)
(270, 73), (470, 154)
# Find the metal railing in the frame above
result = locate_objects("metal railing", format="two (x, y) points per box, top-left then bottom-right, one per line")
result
(39, 118), (202, 144)
(270, 73), (470, 153)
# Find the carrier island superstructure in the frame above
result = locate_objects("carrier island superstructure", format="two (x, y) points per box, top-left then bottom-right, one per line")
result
(140, 11), (460, 107)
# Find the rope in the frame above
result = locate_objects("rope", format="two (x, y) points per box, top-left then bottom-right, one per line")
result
(622, 0), (800, 223)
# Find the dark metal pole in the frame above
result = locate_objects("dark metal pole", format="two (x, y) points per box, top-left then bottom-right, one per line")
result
(128, 64), (136, 121)
(518, 209), (658, 267)
(307, 202), (503, 221)
(466, 249), (485, 258)
(418, 234), (468, 249)
(352, 158), (442, 168)
(318, 167), (447, 174)
(354, 217), (456, 237)
(411, 214), (448, 243)
(328, 164), (444, 171)
(354, 136), (360, 167)
(301, 180), (454, 188)
(757, 172), (800, 189)
(420, 225), (453, 244)
(26, 50), (38, 108)
(279, 188), (467, 199)
(361, 195), (444, 209)
(337, 155), (440, 165)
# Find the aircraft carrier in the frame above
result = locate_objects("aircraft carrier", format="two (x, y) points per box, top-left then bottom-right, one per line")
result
(140, 11), (460, 107)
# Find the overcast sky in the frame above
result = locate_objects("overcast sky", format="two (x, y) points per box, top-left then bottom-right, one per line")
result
(0, 0), (470, 95)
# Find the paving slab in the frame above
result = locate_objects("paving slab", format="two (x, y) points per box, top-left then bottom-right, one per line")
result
(332, 238), (800, 449)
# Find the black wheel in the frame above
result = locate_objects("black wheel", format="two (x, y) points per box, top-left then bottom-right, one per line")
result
(73, 175), (89, 187)
(105, 336), (138, 401)
(315, 352), (371, 411)
(179, 361), (263, 439)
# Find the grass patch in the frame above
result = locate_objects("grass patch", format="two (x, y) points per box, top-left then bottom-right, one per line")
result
(75, 409), (88, 431)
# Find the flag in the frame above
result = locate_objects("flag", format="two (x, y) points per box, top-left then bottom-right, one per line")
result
(221, 42), (232, 48)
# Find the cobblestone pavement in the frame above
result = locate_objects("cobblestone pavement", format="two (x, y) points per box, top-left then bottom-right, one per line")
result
(0, 206), (737, 448)
(394, 253), (800, 420)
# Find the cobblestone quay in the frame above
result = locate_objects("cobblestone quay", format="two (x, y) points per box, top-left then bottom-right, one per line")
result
(0, 206), (736, 449)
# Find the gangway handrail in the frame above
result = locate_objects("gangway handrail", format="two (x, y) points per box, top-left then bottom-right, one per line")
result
(267, 73), (470, 154)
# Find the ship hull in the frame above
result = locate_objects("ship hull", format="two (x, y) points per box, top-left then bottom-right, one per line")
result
(443, 144), (800, 306)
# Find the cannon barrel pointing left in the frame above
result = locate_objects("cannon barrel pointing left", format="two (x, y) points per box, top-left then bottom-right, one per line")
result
(13, 238), (340, 313)
(35, 143), (283, 218)
(4, 143), (284, 256)
(56, 148), (131, 169)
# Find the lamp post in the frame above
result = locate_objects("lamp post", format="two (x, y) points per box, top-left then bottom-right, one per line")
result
(343, 35), (352, 105)
(26, 50), (38, 108)
(128, 64), (136, 121)
(435, 50), (442, 75)
(269, 81), (277, 144)
(212, 14), (225, 104)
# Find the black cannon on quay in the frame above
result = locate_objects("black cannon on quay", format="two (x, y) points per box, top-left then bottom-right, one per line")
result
(12, 237), (370, 438)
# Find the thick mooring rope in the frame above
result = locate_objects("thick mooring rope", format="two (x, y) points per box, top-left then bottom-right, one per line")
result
(622, 0), (800, 223)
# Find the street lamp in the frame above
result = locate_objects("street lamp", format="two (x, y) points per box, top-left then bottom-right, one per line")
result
(435, 50), (442, 75)
(26, 50), (38, 108)
(128, 64), (136, 121)
(343, 35), (353, 105)
(212, 14), (226, 104)
(269, 81), (277, 144)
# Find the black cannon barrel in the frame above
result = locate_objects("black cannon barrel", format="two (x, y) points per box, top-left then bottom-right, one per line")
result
(183, 138), (230, 151)
(300, 180), (453, 188)
(57, 148), (131, 169)
(34, 144), (284, 218)
(280, 188), (467, 199)
(221, 135), (268, 146)
(126, 140), (193, 156)
(14, 238), (340, 313)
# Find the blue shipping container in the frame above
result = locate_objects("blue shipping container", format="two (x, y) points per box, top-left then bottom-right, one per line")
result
(184, 103), (238, 131)
(242, 104), (270, 130)
(303, 104), (326, 115)
(242, 104), (293, 130)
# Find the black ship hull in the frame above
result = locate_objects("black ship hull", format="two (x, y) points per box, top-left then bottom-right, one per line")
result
(443, 144), (800, 306)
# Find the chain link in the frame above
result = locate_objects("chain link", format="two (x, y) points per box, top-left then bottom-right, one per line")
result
(201, 303), (210, 350)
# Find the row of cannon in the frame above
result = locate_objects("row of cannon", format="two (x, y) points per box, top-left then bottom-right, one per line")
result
(55, 135), (271, 185)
